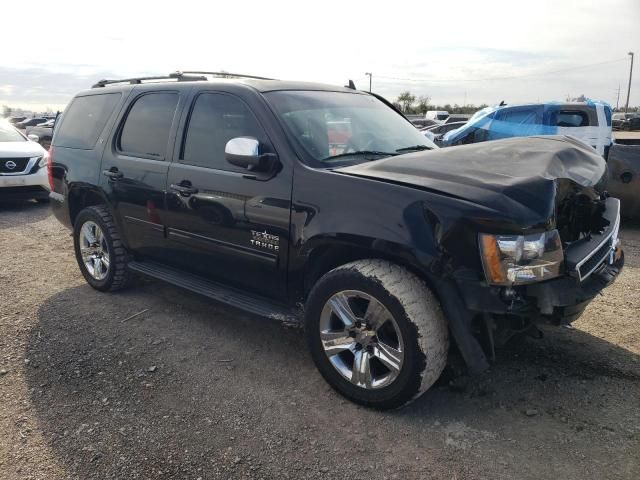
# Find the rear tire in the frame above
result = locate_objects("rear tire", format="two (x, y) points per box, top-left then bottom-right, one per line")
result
(305, 259), (448, 409)
(73, 205), (131, 292)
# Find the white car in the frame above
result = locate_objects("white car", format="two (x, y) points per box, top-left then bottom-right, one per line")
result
(425, 110), (450, 122)
(0, 120), (50, 203)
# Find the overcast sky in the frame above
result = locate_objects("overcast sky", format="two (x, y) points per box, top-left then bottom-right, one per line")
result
(1, 0), (639, 111)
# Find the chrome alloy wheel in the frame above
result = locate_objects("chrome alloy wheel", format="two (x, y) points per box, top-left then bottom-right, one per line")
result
(319, 290), (404, 389)
(79, 221), (110, 281)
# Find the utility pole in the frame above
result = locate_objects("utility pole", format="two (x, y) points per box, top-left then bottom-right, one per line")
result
(365, 72), (372, 92)
(625, 52), (634, 113)
(616, 85), (620, 110)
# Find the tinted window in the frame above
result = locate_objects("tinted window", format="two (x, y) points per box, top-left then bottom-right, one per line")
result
(497, 107), (539, 124)
(119, 92), (178, 159)
(552, 110), (589, 127)
(55, 93), (121, 149)
(182, 93), (265, 171)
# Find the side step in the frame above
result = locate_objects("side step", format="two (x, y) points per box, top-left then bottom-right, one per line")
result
(127, 261), (301, 326)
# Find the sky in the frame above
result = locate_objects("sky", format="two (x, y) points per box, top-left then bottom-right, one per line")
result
(1, 0), (639, 112)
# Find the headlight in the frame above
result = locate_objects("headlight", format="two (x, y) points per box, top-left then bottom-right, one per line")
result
(479, 230), (564, 285)
(37, 153), (48, 168)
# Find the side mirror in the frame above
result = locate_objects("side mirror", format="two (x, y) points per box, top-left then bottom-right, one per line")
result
(225, 137), (277, 171)
(27, 134), (39, 143)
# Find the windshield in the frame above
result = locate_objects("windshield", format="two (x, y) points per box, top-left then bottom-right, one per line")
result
(265, 90), (437, 167)
(0, 122), (26, 142)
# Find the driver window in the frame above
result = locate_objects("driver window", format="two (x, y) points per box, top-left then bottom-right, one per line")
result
(181, 93), (268, 172)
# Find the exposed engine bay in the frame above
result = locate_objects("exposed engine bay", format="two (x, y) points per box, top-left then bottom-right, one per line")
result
(556, 183), (610, 244)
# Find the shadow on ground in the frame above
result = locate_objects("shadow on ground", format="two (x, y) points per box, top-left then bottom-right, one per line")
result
(24, 280), (640, 479)
(0, 200), (50, 226)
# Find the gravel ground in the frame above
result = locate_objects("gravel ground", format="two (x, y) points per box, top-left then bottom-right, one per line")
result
(0, 201), (639, 480)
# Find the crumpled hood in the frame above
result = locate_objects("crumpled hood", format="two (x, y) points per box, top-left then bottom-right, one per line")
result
(336, 135), (606, 228)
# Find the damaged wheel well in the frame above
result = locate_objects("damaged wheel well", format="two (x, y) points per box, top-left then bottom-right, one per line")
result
(303, 244), (433, 300)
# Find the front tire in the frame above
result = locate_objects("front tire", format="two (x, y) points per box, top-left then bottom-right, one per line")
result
(73, 205), (131, 292)
(305, 259), (449, 409)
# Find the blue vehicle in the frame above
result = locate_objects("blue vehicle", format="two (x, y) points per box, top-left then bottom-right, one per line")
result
(442, 101), (612, 155)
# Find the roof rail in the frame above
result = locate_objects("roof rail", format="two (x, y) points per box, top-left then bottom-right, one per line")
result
(179, 71), (276, 81)
(91, 72), (207, 88)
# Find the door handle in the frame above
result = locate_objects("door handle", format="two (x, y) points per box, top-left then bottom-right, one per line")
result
(170, 182), (198, 196)
(102, 168), (124, 180)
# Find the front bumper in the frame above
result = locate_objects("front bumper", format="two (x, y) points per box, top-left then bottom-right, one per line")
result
(0, 163), (50, 201)
(457, 247), (624, 325)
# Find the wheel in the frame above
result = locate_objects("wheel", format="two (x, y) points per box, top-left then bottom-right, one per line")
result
(73, 205), (131, 292)
(305, 259), (449, 409)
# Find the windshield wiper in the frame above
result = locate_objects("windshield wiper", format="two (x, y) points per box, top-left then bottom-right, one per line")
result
(395, 145), (433, 153)
(322, 150), (398, 161)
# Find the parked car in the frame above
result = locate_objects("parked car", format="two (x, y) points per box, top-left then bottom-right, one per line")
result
(15, 117), (49, 129)
(411, 118), (439, 128)
(445, 114), (472, 124)
(8, 116), (27, 125)
(26, 119), (55, 148)
(612, 112), (640, 131)
(425, 110), (449, 122)
(0, 120), (50, 202)
(49, 73), (623, 409)
(422, 121), (467, 146)
(442, 101), (612, 155)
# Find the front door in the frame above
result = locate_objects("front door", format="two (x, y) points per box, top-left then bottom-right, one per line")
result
(164, 91), (292, 301)
(100, 88), (185, 258)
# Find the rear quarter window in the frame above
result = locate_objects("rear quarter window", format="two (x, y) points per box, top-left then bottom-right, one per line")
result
(552, 110), (590, 127)
(54, 93), (121, 149)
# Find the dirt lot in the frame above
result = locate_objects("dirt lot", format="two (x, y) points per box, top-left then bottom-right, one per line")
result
(0, 202), (639, 480)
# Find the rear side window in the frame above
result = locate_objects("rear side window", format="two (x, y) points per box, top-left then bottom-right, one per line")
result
(118, 92), (178, 160)
(552, 110), (590, 127)
(55, 93), (121, 149)
(496, 107), (540, 124)
(181, 93), (266, 171)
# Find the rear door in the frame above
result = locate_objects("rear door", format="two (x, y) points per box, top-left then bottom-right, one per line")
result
(100, 86), (188, 258)
(163, 90), (292, 301)
(491, 106), (543, 140)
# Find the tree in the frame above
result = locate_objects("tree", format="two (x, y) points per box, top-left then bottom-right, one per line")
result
(397, 91), (416, 113)
(2, 105), (11, 118)
(416, 95), (430, 115)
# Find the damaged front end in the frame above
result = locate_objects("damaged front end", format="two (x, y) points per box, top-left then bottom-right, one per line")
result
(527, 187), (623, 322)
(338, 135), (624, 371)
(456, 162), (624, 368)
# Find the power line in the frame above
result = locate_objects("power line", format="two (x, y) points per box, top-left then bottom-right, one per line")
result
(373, 57), (628, 85)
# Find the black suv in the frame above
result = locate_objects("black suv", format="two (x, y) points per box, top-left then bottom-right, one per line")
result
(49, 72), (624, 409)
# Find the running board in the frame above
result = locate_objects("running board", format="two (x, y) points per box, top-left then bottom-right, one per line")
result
(127, 261), (301, 326)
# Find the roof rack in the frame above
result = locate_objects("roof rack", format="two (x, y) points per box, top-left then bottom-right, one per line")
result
(91, 72), (207, 88)
(179, 71), (276, 81)
(91, 71), (275, 88)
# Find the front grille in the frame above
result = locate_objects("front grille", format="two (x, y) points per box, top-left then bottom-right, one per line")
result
(0, 157), (30, 173)
(570, 197), (621, 281)
(577, 237), (612, 280)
